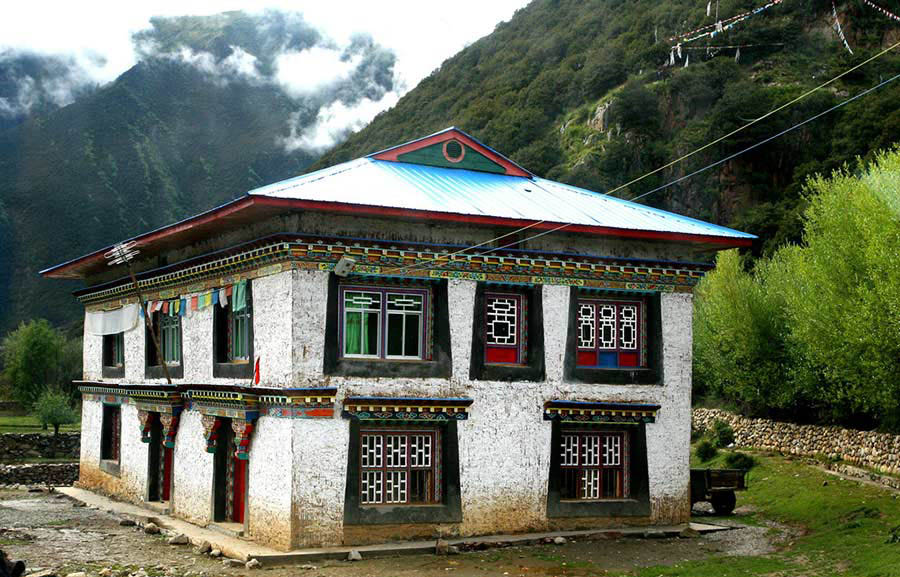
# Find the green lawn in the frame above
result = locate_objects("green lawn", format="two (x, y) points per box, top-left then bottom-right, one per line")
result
(0, 413), (80, 434)
(625, 451), (900, 577)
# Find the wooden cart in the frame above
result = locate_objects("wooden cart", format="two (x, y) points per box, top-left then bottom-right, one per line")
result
(690, 468), (748, 515)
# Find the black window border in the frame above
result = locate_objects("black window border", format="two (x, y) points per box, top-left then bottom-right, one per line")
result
(99, 403), (122, 477)
(324, 274), (452, 379)
(563, 288), (662, 385)
(145, 311), (183, 380)
(101, 332), (125, 379)
(546, 421), (650, 518)
(213, 283), (254, 379)
(343, 419), (462, 525)
(469, 283), (545, 382)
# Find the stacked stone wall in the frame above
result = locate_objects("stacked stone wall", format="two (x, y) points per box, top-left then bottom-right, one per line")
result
(0, 433), (80, 461)
(693, 408), (900, 477)
(0, 463), (79, 486)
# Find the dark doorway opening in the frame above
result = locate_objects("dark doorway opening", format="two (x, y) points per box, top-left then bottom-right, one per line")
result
(147, 414), (162, 502)
(212, 418), (248, 525)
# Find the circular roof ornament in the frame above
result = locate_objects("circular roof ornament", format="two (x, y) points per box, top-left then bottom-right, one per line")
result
(442, 139), (465, 163)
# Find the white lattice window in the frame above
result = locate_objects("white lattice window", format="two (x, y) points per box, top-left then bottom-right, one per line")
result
(559, 431), (627, 500)
(359, 429), (439, 505)
(577, 304), (595, 349)
(485, 293), (526, 364)
(576, 299), (644, 368)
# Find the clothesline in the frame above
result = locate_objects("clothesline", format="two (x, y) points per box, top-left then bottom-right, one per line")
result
(669, 0), (786, 43)
(862, 0), (900, 23)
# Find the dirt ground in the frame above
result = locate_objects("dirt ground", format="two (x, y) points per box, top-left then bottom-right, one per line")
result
(0, 489), (783, 577)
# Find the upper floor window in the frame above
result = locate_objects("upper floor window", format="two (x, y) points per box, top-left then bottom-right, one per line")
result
(340, 286), (428, 360)
(148, 311), (182, 366)
(576, 299), (644, 368)
(559, 430), (627, 500)
(102, 332), (124, 369)
(484, 292), (526, 365)
(215, 284), (252, 363)
(359, 428), (440, 505)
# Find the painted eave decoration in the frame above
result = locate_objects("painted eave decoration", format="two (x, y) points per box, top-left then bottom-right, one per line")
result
(40, 127), (755, 281)
(342, 395), (474, 421)
(543, 399), (661, 424)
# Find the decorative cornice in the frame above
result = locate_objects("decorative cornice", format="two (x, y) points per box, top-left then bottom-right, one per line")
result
(543, 400), (660, 424)
(78, 235), (709, 306)
(341, 396), (473, 421)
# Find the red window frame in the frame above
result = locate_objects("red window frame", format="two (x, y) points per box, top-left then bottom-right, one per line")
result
(359, 428), (441, 506)
(576, 298), (644, 368)
(484, 292), (526, 365)
(559, 430), (627, 500)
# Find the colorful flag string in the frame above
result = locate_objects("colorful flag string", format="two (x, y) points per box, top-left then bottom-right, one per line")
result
(862, 0), (900, 23)
(144, 282), (238, 318)
(670, 0), (785, 43)
(833, 1), (854, 55)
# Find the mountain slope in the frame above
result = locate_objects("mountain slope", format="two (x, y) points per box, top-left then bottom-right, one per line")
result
(315, 0), (900, 254)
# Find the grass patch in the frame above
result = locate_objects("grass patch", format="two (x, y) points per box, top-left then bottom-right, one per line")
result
(0, 413), (80, 434)
(619, 453), (900, 576)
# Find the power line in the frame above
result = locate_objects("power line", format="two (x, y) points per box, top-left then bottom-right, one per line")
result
(473, 71), (900, 257)
(387, 40), (900, 275)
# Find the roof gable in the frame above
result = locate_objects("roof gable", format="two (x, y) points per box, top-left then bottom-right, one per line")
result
(369, 127), (532, 177)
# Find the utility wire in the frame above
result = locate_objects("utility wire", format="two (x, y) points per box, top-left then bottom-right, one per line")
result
(472, 71), (900, 257)
(386, 40), (900, 275)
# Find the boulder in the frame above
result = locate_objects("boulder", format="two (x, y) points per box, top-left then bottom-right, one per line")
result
(347, 550), (362, 561)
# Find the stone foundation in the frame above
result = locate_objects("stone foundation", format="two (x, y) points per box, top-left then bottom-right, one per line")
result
(0, 433), (80, 461)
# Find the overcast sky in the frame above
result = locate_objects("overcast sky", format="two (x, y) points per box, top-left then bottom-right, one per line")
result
(1, 1), (528, 89)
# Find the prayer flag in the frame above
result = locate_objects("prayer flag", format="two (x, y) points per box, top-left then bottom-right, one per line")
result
(253, 356), (260, 385)
(162, 301), (169, 314)
(212, 291), (219, 306)
(191, 296), (199, 311)
(233, 280), (248, 313)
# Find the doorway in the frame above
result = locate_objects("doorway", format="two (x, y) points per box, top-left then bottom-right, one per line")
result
(212, 418), (248, 525)
(147, 413), (174, 504)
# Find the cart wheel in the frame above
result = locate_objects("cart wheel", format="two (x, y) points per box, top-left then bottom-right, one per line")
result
(711, 491), (737, 515)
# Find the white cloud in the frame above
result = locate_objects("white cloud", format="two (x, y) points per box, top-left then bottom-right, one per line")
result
(282, 91), (400, 152)
(274, 46), (358, 97)
(158, 45), (263, 85)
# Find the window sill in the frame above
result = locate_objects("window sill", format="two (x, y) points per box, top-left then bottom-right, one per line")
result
(213, 361), (252, 379)
(566, 367), (659, 385)
(327, 357), (450, 379)
(145, 363), (183, 380)
(101, 365), (125, 379)
(99, 459), (120, 477)
(345, 502), (462, 525)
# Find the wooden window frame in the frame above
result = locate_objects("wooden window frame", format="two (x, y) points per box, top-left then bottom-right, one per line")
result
(102, 332), (125, 378)
(484, 292), (526, 365)
(359, 428), (440, 506)
(559, 430), (628, 501)
(100, 404), (121, 476)
(339, 285), (430, 362)
(146, 311), (183, 379)
(575, 298), (644, 369)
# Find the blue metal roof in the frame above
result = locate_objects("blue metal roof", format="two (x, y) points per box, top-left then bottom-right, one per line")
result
(249, 157), (756, 241)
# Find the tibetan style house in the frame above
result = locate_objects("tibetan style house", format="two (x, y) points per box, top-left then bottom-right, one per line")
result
(41, 128), (755, 550)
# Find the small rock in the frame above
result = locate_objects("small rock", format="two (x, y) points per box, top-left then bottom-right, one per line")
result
(65, 573), (87, 577)
(167, 533), (189, 545)
(72, 501), (86, 508)
(194, 540), (212, 554)
(143, 522), (161, 535)
(132, 570), (148, 577)
(679, 527), (700, 539)
(222, 558), (243, 568)
(435, 538), (450, 555)
(552, 536), (567, 545)
(99, 568), (113, 577)
(209, 549), (222, 558)
(27, 570), (58, 577)
(298, 564), (317, 571)
(823, 481), (829, 486)
(119, 518), (136, 526)
(245, 559), (261, 570)
(347, 550), (362, 561)
(447, 545), (460, 555)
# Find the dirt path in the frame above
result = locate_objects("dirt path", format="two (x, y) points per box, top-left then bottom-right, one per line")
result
(0, 490), (782, 577)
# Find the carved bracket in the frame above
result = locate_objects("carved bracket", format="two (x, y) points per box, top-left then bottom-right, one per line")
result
(138, 410), (155, 443)
(160, 413), (180, 448)
(202, 415), (222, 453)
(232, 418), (255, 460)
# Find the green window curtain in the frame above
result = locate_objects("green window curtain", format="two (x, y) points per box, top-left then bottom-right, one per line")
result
(345, 311), (362, 355)
(232, 280), (248, 313)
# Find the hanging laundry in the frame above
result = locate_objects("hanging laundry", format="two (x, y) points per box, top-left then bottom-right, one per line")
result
(232, 280), (248, 313)
(684, 54), (690, 67)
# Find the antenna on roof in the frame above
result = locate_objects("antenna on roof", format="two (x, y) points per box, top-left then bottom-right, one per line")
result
(104, 241), (172, 384)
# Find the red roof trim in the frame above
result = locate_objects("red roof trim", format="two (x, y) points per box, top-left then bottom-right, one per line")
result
(42, 195), (751, 279)
(370, 128), (532, 178)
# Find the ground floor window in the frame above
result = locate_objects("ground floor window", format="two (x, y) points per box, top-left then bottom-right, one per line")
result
(100, 404), (121, 462)
(559, 430), (627, 500)
(360, 429), (440, 505)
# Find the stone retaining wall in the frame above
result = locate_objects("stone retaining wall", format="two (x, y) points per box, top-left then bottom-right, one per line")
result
(0, 463), (79, 486)
(693, 408), (900, 477)
(0, 433), (80, 461)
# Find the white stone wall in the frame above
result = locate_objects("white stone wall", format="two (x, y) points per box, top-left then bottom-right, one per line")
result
(291, 418), (348, 547)
(172, 409), (215, 525)
(252, 272), (293, 386)
(247, 416), (294, 549)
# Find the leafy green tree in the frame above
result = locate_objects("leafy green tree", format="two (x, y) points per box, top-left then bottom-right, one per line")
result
(1, 319), (81, 408)
(34, 388), (78, 436)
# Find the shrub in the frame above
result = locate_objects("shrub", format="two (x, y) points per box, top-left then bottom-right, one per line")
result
(711, 420), (735, 448)
(34, 389), (77, 436)
(695, 440), (717, 462)
(724, 451), (756, 470)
